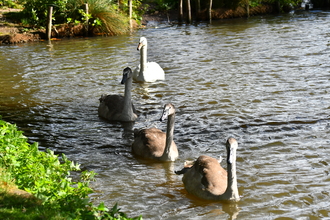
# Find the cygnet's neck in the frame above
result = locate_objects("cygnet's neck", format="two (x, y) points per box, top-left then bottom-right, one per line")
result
(123, 76), (134, 118)
(162, 113), (175, 160)
(223, 156), (240, 201)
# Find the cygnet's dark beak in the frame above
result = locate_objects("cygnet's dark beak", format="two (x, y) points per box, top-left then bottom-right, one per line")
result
(160, 109), (169, 122)
(121, 73), (128, 84)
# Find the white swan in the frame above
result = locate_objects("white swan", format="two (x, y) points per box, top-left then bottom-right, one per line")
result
(178, 137), (240, 201)
(98, 67), (138, 122)
(133, 37), (165, 82)
(132, 103), (178, 161)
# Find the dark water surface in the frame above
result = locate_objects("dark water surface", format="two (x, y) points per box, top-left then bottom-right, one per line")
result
(1, 9), (330, 219)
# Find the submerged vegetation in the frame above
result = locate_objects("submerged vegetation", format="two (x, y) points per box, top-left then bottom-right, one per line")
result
(0, 118), (142, 219)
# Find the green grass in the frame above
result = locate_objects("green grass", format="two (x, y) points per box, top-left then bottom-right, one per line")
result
(67, 0), (130, 35)
(0, 118), (142, 220)
(0, 191), (60, 220)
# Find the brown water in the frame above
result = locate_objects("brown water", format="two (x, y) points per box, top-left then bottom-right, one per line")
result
(1, 10), (330, 219)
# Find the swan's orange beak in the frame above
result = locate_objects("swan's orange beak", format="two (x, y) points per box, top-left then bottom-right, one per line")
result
(137, 42), (143, 51)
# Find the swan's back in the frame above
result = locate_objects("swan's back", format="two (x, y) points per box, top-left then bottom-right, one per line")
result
(133, 62), (165, 82)
(98, 95), (137, 121)
(132, 127), (177, 160)
(98, 94), (123, 120)
(98, 94), (137, 121)
(182, 155), (228, 199)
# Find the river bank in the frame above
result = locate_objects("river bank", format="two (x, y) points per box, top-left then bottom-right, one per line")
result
(0, 3), (293, 44)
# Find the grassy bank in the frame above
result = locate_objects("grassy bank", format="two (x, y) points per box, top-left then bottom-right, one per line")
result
(0, 118), (142, 220)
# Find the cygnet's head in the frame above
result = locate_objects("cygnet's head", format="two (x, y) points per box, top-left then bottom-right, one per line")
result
(160, 103), (175, 122)
(226, 137), (238, 164)
(121, 67), (132, 84)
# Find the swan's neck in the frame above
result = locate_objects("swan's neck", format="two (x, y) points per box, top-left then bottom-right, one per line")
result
(123, 77), (133, 117)
(140, 45), (147, 74)
(162, 114), (175, 159)
(224, 159), (240, 201)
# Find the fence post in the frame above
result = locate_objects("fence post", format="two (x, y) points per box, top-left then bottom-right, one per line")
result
(85, 3), (89, 35)
(246, 1), (250, 18)
(195, 0), (200, 20)
(46, 6), (53, 40)
(128, 0), (132, 29)
(178, 0), (183, 23)
(208, 0), (212, 24)
(186, 0), (191, 23)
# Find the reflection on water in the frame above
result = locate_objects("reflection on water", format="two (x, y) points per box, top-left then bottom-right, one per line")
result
(1, 9), (330, 219)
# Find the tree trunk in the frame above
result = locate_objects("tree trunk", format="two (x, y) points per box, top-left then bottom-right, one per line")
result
(186, 0), (191, 23)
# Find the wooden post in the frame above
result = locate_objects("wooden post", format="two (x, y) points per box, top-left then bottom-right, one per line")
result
(246, 0), (250, 18)
(196, 0), (201, 20)
(178, 0), (183, 23)
(85, 3), (89, 35)
(186, 0), (191, 23)
(208, 0), (212, 24)
(128, 0), (132, 29)
(46, 6), (53, 40)
(276, 1), (281, 13)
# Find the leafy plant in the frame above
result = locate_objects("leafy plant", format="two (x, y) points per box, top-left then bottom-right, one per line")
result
(0, 168), (15, 190)
(21, 0), (69, 27)
(248, 0), (262, 7)
(154, 0), (174, 11)
(1, 0), (23, 8)
(0, 119), (142, 219)
(19, 0), (130, 34)
(120, 0), (144, 22)
(260, 0), (301, 7)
